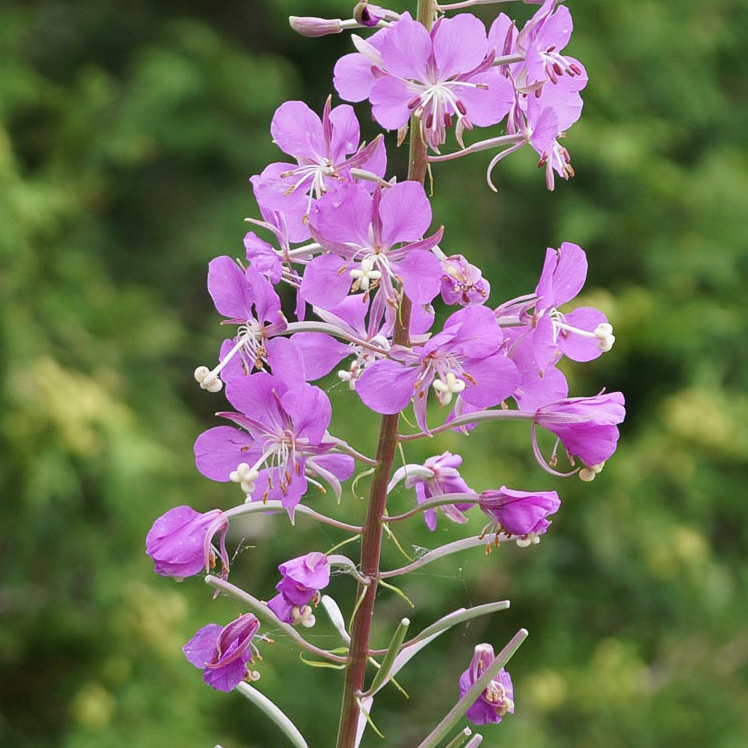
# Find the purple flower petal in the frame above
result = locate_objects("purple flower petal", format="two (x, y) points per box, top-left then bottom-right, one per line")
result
(300, 254), (352, 310)
(194, 426), (257, 481)
(557, 307), (606, 362)
(225, 373), (288, 434)
(370, 76), (414, 131)
(334, 53), (377, 102)
(433, 14), (488, 79)
(290, 332), (351, 381)
(207, 256), (252, 320)
(270, 100), (324, 160)
(280, 383), (332, 444)
(460, 354), (520, 408)
(357, 359), (420, 414)
(183, 624), (222, 668)
(328, 104), (361, 162)
(397, 249), (442, 304)
(379, 181), (432, 247)
(380, 13), (432, 80)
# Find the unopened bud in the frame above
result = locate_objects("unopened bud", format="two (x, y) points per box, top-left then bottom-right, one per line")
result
(289, 16), (343, 37)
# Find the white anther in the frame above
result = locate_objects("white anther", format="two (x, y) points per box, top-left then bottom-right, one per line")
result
(292, 605), (316, 628)
(516, 533), (539, 548)
(432, 372), (466, 406)
(598, 334), (615, 352)
(579, 462), (605, 482)
(350, 256), (382, 292)
(240, 474), (258, 494)
(337, 370), (352, 381)
(444, 372), (466, 393)
(194, 365), (223, 392)
(229, 470), (240, 483)
(204, 377), (223, 392)
(594, 323), (615, 352)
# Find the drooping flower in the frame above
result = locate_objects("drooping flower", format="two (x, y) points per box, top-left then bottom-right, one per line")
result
(146, 506), (230, 580)
(253, 98), (386, 218)
(390, 452), (475, 531)
(533, 391), (626, 476)
(440, 254), (490, 306)
(357, 305), (519, 431)
(459, 644), (515, 725)
(302, 181), (443, 317)
(479, 486), (560, 546)
(335, 13), (515, 150)
(193, 372), (354, 517)
(183, 614), (262, 692)
(267, 552), (331, 626)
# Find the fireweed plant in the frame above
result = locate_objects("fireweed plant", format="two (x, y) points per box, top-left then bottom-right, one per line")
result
(146, 1), (625, 747)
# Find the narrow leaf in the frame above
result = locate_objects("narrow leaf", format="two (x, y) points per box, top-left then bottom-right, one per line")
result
(236, 682), (309, 748)
(299, 653), (347, 670)
(320, 595), (351, 644)
(363, 618), (410, 697)
(444, 727), (472, 748)
(379, 579), (415, 608)
(414, 601), (510, 643)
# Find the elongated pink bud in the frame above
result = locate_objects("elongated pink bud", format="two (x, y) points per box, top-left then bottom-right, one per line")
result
(289, 15), (343, 37)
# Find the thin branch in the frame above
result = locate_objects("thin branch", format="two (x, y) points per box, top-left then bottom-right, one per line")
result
(428, 133), (525, 163)
(329, 438), (378, 467)
(328, 554), (372, 585)
(284, 321), (390, 354)
(205, 576), (348, 663)
(398, 409), (534, 441)
(379, 533), (513, 578)
(383, 493), (481, 523)
(439, 0), (521, 10)
(225, 500), (362, 533)
(369, 601), (510, 656)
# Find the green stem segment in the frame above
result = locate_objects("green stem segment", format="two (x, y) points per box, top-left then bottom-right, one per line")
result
(333, 3), (436, 747)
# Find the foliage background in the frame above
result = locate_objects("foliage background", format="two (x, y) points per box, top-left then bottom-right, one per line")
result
(1, 1), (747, 746)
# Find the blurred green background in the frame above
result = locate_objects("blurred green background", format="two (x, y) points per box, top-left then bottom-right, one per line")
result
(1, 1), (747, 746)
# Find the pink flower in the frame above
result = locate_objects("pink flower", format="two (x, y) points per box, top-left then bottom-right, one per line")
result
(146, 506), (229, 580)
(253, 98), (385, 218)
(193, 372), (353, 517)
(334, 13), (514, 150)
(302, 181), (443, 314)
(183, 614), (262, 692)
(400, 451), (476, 531)
(440, 254), (490, 306)
(267, 552), (331, 626)
(459, 644), (515, 725)
(193, 257), (296, 392)
(479, 486), (560, 544)
(357, 305), (518, 431)
(533, 391), (626, 474)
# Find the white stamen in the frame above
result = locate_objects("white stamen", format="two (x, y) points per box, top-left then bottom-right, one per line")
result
(579, 462), (605, 482)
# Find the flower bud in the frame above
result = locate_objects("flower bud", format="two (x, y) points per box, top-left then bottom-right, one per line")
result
(289, 16), (343, 37)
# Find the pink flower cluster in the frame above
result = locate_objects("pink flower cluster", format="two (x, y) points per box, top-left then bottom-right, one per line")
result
(143, 0), (624, 736)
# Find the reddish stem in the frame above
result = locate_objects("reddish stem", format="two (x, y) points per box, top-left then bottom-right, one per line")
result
(333, 3), (436, 747)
